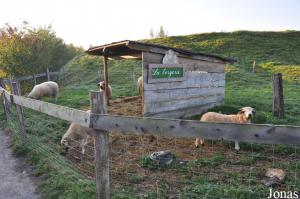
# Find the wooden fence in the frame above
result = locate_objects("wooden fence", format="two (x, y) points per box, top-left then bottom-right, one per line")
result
(2, 68), (63, 95)
(1, 87), (300, 199)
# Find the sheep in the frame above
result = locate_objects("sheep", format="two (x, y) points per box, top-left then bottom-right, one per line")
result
(195, 107), (255, 151)
(28, 81), (59, 100)
(162, 49), (179, 64)
(137, 76), (143, 95)
(97, 81), (112, 99)
(61, 111), (93, 155)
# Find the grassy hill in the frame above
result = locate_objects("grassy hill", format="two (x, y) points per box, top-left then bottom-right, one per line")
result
(62, 30), (300, 124)
(3, 30), (300, 198)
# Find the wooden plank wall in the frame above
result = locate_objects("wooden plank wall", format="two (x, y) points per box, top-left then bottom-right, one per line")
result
(142, 52), (226, 118)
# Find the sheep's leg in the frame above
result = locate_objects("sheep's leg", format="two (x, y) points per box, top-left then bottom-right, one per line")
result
(195, 138), (204, 147)
(53, 93), (58, 101)
(80, 139), (85, 161)
(234, 141), (240, 151)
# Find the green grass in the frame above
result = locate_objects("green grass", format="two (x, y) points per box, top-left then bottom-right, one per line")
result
(2, 30), (300, 198)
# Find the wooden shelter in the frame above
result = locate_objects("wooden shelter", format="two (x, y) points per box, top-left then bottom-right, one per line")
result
(86, 40), (235, 118)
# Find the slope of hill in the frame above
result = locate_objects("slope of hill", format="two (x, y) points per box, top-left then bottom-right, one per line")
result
(64, 30), (300, 82)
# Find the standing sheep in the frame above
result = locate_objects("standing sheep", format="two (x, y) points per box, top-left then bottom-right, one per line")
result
(137, 76), (143, 95)
(28, 81), (59, 100)
(61, 111), (93, 155)
(97, 81), (112, 99)
(195, 107), (255, 151)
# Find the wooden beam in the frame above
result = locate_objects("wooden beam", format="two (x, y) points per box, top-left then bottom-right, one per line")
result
(90, 91), (110, 199)
(128, 42), (228, 64)
(103, 48), (109, 106)
(2, 87), (300, 147)
(142, 52), (164, 115)
(33, 74), (37, 85)
(0, 79), (9, 120)
(1, 90), (90, 127)
(90, 113), (300, 145)
(14, 82), (27, 143)
(272, 73), (284, 118)
(46, 68), (50, 81)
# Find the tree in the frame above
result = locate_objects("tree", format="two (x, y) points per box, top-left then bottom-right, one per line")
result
(149, 28), (154, 39)
(157, 26), (168, 38)
(0, 22), (82, 77)
(149, 26), (168, 39)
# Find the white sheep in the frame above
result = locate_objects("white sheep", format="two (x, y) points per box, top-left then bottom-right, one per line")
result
(195, 107), (255, 151)
(137, 76), (143, 95)
(162, 50), (179, 64)
(97, 81), (112, 99)
(28, 81), (59, 100)
(61, 118), (93, 155)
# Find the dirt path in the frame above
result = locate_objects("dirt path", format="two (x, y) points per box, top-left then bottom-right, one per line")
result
(0, 130), (41, 199)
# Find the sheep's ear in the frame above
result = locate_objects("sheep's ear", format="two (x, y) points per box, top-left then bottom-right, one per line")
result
(238, 109), (245, 114)
(252, 109), (256, 114)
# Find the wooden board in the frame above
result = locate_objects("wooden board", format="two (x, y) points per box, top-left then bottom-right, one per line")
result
(148, 64), (186, 83)
(128, 42), (229, 64)
(2, 90), (90, 127)
(145, 94), (224, 113)
(90, 113), (300, 145)
(144, 70), (225, 117)
(144, 72), (225, 91)
(178, 57), (226, 73)
(90, 91), (110, 199)
(144, 86), (224, 103)
(2, 87), (300, 146)
(144, 101), (223, 118)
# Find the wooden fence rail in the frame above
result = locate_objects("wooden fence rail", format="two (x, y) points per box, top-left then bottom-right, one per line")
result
(2, 68), (62, 95)
(1, 88), (300, 199)
(3, 88), (300, 145)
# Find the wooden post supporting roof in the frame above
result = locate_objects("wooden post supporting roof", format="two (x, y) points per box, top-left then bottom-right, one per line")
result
(103, 48), (109, 105)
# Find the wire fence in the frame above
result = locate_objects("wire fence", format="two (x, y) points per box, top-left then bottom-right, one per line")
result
(3, 68), (300, 198)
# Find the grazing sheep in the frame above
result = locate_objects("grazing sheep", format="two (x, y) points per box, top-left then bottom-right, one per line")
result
(97, 81), (112, 99)
(137, 76), (143, 95)
(195, 107), (255, 151)
(28, 81), (59, 100)
(61, 112), (93, 155)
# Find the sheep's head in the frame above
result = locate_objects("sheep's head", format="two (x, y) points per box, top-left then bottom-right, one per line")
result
(60, 137), (69, 152)
(97, 81), (105, 90)
(238, 107), (255, 121)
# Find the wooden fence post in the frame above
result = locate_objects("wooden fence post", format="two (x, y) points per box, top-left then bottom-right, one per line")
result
(46, 68), (50, 81)
(252, 60), (256, 73)
(33, 74), (37, 85)
(16, 80), (22, 95)
(90, 91), (110, 199)
(8, 79), (27, 143)
(0, 79), (9, 120)
(103, 50), (109, 106)
(272, 73), (284, 118)
(131, 65), (136, 95)
(62, 68), (66, 85)
(8, 79), (15, 94)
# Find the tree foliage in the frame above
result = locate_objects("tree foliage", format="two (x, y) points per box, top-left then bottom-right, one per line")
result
(149, 26), (168, 39)
(0, 22), (82, 77)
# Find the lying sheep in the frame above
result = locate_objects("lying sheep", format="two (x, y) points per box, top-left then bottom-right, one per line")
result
(195, 107), (255, 151)
(97, 81), (112, 99)
(137, 76), (143, 95)
(28, 81), (59, 100)
(61, 111), (93, 155)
